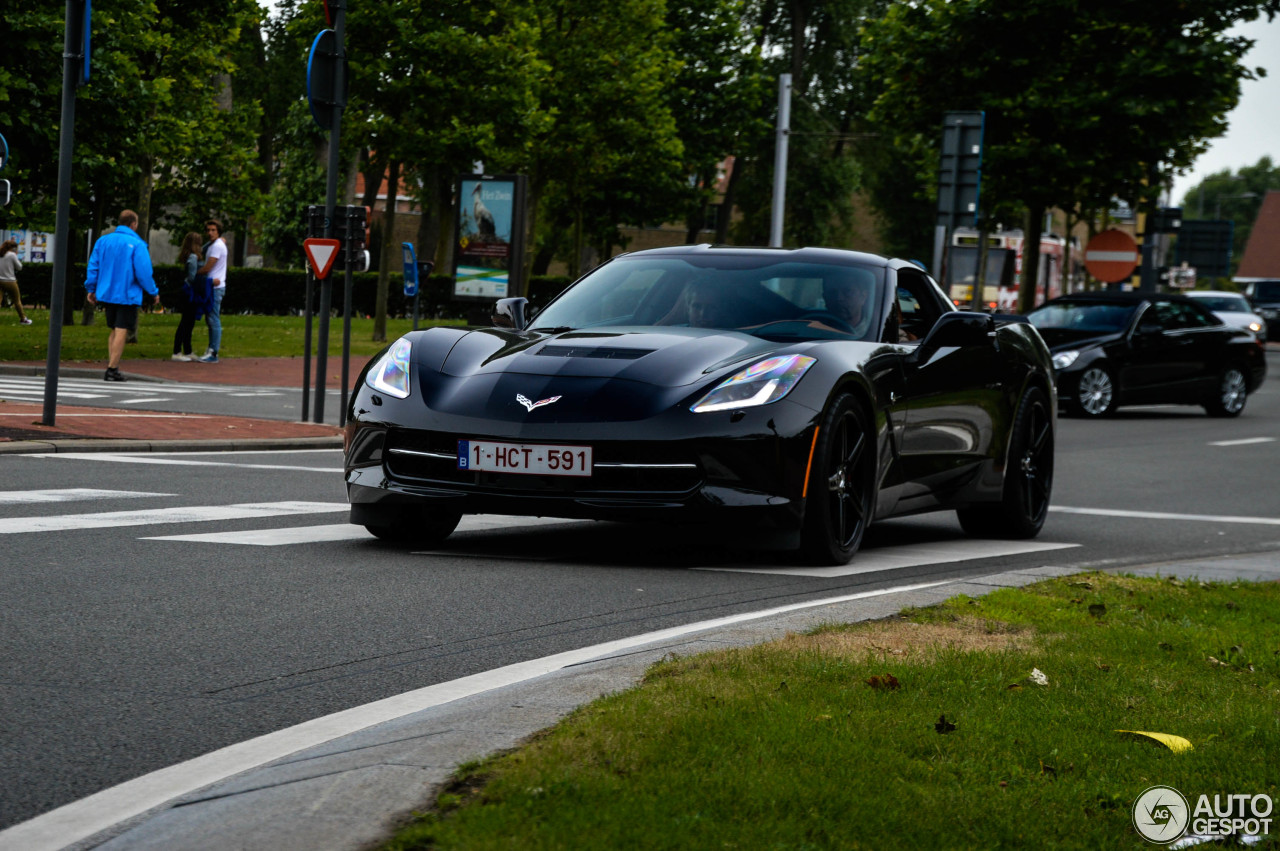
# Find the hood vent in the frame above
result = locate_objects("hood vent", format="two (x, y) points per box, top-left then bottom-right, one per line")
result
(536, 345), (654, 360)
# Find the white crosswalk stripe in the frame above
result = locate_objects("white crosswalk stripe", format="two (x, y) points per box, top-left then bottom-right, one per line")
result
(0, 488), (174, 505)
(0, 501), (347, 534)
(0, 375), (289, 401)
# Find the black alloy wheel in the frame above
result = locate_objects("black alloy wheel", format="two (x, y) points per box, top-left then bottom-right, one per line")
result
(1204, 365), (1248, 418)
(1073, 365), (1117, 417)
(366, 509), (463, 546)
(957, 386), (1054, 539)
(800, 394), (875, 565)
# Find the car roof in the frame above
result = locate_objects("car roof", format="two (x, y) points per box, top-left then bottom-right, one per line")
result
(617, 243), (898, 270)
(1035, 291), (1195, 307)
(1183, 290), (1244, 298)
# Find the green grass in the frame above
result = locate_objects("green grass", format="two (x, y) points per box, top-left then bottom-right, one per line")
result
(0, 308), (462, 362)
(385, 573), (1280, 850)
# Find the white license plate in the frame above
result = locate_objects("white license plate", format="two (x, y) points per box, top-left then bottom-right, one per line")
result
(458, 440), (593, 477)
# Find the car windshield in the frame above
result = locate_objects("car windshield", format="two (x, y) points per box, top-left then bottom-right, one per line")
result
(530, 254), (888, 342)
(1190, 294), (1251, 312)
(1253, 281), (1280, 300)
(1027, 301), (1138, 334)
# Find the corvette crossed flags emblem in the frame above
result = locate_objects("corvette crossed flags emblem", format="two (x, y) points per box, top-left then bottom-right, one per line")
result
(516, 393), (562, 412)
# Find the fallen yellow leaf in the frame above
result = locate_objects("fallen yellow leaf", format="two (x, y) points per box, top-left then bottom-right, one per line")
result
(1115, 730), (1193, 753)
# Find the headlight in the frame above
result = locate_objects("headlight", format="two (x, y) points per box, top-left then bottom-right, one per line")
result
(1247, 321), (1262, 333)
(691, 354), (816, 413)
(365, 338), (412, 399)
(1052, 350), (1080, 370)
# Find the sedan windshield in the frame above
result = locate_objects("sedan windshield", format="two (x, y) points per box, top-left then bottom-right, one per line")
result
(1028, 301), (1137, 334)
(531, 255), (887, 342)
(1190, 294), (1251, 312)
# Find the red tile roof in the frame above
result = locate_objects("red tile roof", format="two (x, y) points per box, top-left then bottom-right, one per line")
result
(1236, 189), (1280, 280)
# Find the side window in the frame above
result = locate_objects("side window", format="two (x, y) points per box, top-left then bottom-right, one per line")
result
(1152, 301), (1208, 331)
(894, 269), (947, 342)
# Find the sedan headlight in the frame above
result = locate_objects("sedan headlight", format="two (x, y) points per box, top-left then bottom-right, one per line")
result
(366, 338), (412, 399)
(1052, 350), (1080, 370)
(691, 354), (816, 413)
(1247, 321), (1263, 333)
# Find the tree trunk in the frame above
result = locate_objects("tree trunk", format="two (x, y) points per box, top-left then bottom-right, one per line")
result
(715, 159), (743, 244)
(1018, 204), (1045, 314)
(373, 159), (400, 343)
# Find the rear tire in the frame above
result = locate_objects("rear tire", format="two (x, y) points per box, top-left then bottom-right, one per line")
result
(800, 394), (875, 565)
(1203, 365), (1248, 418)
(365, 510), (462, 546)
(957, 386), (1053, 539)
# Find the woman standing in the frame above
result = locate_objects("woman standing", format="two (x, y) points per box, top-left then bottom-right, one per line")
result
(0, 240), (33, 325)
(172, 231), (207, 360)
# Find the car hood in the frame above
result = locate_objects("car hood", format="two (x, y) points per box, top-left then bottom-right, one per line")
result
(1032, 327), (1121, 351)
(1211, 310), (1264, 329)
(437, 327), (784, 386)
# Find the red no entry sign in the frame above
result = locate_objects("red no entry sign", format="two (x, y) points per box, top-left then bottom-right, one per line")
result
(1084, 229), (1139, 283)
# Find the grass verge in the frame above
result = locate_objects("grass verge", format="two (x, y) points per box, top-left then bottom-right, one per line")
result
(0, 309), (461, 362)
(384, 572), (1280, 850)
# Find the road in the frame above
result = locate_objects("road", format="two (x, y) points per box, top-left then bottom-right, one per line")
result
(2, 362), (1277, 830)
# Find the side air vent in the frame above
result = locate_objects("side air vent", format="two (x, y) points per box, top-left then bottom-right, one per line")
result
(535, 345), (653, 360)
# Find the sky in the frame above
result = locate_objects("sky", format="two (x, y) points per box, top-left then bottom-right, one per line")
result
(1169, 16), (1280, 205)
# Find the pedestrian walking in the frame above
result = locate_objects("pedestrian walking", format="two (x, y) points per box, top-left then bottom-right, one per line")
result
(84, 210), (159, 381)
(197, 218), (228, 363)
(0, 239), (33, 325)
(171, 231), (210, 360)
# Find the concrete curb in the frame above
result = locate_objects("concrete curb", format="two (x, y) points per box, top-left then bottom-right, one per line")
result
(0, 365), (167, 383)
(0, 436), (344, 455)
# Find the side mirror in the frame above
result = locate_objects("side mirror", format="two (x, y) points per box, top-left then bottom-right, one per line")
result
(916, 311), (995, 358)
(492, 297), (529, 331)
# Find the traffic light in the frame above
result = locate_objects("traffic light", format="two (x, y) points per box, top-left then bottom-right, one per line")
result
(304, 204), (368, 270)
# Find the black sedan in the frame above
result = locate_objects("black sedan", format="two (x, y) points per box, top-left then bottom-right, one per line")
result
(1026, 292), (1267, 418)
(345, 246), (1057, 565)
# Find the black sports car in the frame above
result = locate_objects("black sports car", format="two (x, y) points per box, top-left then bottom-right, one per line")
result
(344, 246), (1057, 565)
(1026, 292), (1267, 418)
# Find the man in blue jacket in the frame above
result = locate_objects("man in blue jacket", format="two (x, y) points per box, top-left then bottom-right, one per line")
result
(84, 210), (160, 381)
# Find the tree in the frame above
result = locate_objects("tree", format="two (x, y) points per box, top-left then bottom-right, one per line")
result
(860, 0), (1280, 311)
(1180, 157), (1280, 275)
(725, 0), (888, 249)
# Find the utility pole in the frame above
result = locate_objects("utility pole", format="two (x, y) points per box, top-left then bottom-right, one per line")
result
(768, 74), (791, 248)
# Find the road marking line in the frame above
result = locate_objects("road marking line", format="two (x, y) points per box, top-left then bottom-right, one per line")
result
(118, 397), (174, 404)
(30, 453), (338, 472)
(0, 502), (346, 535)
(1209, 437), (1275, 447)
(1051, 506), (1280, 526)
(700, 539), (1080, 577)
(0, 489), (174, 505)
(0, 578), (952, 851)
(143, 516), (591, 545)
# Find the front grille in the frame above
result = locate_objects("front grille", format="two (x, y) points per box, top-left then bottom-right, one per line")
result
(384, 429), (701, 496)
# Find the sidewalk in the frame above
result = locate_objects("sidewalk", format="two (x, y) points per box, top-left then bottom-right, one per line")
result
(0, 356), (367, 451)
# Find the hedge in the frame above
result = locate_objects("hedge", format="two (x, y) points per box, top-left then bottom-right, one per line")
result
(14, 263), (573, 321)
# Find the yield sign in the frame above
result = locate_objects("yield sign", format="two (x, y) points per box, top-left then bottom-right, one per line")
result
(304, 238), (341, 279)
(1084, 229), (1140, 283)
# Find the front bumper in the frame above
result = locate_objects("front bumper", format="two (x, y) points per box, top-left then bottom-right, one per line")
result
(344, 386), (822, 539)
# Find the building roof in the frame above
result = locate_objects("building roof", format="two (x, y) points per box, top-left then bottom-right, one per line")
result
(1235, 189), (1280, 281)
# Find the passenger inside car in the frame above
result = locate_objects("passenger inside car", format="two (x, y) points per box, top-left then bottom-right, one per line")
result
(821, 274), (875, 336)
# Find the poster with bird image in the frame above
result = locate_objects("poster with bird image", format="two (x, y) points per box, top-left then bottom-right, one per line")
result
(455, 177), (517, 298)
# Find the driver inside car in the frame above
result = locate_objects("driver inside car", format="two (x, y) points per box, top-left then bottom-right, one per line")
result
(685, 279), (734, 328)
(820, 275), (874, 337)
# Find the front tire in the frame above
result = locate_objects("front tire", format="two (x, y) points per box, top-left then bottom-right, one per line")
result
(800, 394), (875, 565)
(1073, 365), (1116, 417)
(1203, 365), (1248, 418)
(957, 386), (1053, 539)
(365, 509), (463, 546)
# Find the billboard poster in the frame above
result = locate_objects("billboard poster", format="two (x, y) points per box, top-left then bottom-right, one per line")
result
(453, 174), (526, 300)
(1, 229), (54, 263)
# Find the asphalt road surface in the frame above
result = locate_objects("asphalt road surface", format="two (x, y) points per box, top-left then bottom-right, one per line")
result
(2, 363), (1278, 830)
